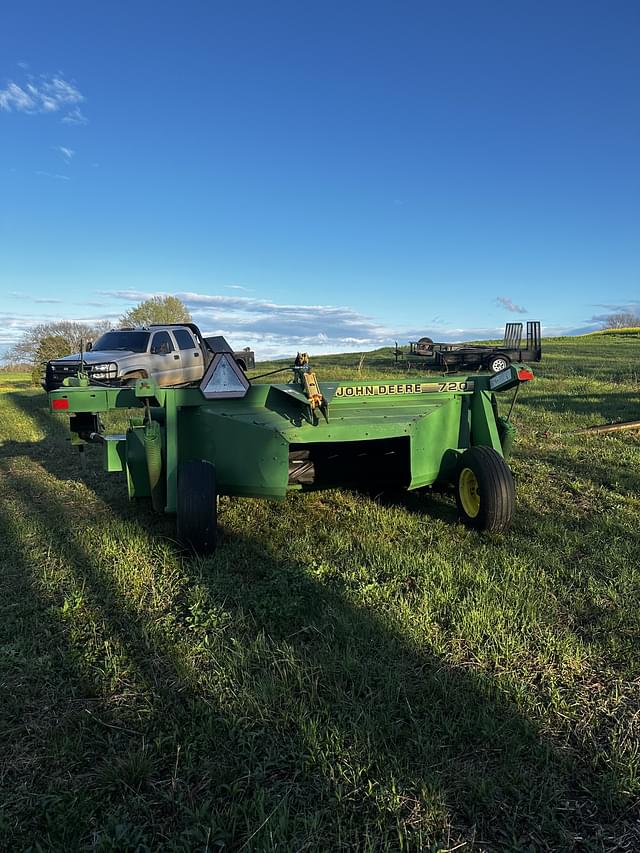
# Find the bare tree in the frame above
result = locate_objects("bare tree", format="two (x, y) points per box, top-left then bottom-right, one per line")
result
(4, 320), (112, 368)
(601, 312), (640, 329)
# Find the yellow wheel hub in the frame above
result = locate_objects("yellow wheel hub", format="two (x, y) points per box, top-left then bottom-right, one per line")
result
(459, 467), (481, 518)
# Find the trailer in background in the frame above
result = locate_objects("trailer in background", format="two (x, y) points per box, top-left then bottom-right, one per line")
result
(397, 321), (542, 373)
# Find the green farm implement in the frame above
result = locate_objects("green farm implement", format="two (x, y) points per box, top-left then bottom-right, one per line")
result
(49, 351), (534, 553)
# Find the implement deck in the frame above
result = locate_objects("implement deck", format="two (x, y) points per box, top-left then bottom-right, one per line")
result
(49, 365), (529, 513)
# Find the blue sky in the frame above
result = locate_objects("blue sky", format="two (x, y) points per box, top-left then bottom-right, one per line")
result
(1, 0), (639, 358)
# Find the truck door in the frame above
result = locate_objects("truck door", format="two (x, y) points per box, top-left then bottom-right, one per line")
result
(149, 330), (183, 386)
(172, 328), (204, 381)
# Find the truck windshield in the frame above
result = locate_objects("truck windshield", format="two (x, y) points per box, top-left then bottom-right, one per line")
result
(92, 331), (150, 353)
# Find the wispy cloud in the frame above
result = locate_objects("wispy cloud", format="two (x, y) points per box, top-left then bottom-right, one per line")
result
(591, 301), (640, 313)
(0, 73), (87, 124)
(55, 145), (75, 162)
(0, 294), (579, 361)
(224, 284), (253, 292)
(99, 288), (514, 358)
(587, 300), (640, 325)
(35, 170), (70, 181)
(0, 310), (120, 351)
(496, 295), (527, 314)
(61, 106), (88, 125)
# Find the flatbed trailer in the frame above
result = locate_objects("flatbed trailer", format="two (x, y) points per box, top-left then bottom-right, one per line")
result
(49, 354), (534, 553)
(399, 321), (542, 373)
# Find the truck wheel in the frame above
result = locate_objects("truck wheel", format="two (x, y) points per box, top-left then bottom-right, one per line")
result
(455, 446), (515, 532)
(123, 371), (145, 387)
(177, 460), (218, 554)
(488, 354), (510, 373)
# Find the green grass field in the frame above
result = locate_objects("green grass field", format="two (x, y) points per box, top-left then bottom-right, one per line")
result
(1, 337), (639, 851)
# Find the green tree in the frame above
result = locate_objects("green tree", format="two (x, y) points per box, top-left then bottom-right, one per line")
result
(120, 295), (192, 327)
(31, 335), (72, 386)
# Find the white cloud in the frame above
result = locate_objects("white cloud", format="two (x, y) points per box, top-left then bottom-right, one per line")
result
(591, 301), (640, 313)
(496, 295), (527, 314)
(61, 107), (88, 125)
(35, 171), (70, 181)
(0, 73), (86, 123)
(0, 310), (120, 351)
(0, 82), (35, 111)
(98, 288), (514, 359)
(0, 294), (575, 362)
(55, 146), (75, 161)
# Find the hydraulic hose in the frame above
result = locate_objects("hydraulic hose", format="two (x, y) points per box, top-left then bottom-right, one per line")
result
(497, 416), (516, 461)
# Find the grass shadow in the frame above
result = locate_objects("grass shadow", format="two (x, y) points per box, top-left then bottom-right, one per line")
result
(1, 457), (637, 850)
(519, 391), (640, 423)
(1, 386), (638, 850)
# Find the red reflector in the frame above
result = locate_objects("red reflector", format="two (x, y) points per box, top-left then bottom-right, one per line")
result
(51, 398), (69, 410)
(518, 369), (534, 382)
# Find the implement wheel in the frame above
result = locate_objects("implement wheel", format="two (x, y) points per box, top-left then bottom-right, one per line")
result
(455, 446), (515, 532)
(177, 460), (218, 554)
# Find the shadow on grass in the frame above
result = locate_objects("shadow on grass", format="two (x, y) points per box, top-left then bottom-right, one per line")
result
(3, 387), (639, 850)
(0, 392), (638, 850)
(365, 484), (460, 525)
(1, 389), (175, 541)
(534, 447), (640, 495)
(1, 389), (464, 533)
(519, 391), (640, 423)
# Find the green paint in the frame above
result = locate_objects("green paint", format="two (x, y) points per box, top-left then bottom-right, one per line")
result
(49, 366), (527, 514)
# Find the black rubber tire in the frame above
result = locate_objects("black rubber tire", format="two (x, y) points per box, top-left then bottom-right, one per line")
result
(455, 446), (515, 532)
(122, 371), (146, 387)
(487, 354), (510, 373)
(177, 459), (218, 554)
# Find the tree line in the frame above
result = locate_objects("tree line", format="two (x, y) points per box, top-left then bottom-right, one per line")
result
(3, 297), (638, 379)
(3, 296), (192, 382)
(600, 311), (640, 329)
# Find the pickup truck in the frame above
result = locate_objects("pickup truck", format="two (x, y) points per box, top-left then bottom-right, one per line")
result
(44, 323), (256, 391)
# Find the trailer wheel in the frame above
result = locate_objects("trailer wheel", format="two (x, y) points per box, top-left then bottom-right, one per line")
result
(177, 460), (218, 554)
(455, 447), (515, 532)
(488, 354), (510, 373)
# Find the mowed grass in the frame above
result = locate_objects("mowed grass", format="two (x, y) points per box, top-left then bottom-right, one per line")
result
(0, 339), (639, 852)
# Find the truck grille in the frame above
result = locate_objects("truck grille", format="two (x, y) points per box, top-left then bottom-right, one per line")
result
(45, 361), (82, 389)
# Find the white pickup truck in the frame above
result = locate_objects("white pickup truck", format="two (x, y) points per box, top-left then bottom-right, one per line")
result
(44, 324), (255, 390)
